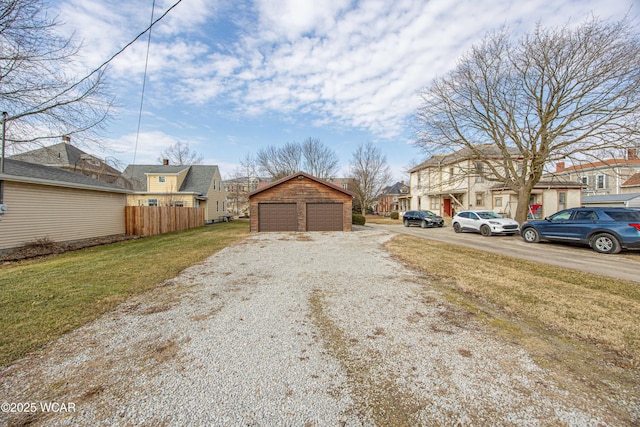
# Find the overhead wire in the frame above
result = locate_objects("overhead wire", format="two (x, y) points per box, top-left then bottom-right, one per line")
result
(19, 0), (184, 118)
(132, 0), (157, 167)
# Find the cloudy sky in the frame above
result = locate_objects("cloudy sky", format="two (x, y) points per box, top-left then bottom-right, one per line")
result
(50, 0), (637, 180)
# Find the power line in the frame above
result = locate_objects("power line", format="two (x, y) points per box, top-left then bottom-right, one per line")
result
(132, 0), (157, 167)
(21, 0), (184, 117)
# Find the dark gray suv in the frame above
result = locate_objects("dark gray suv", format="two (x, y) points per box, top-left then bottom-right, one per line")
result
(402, 210), (444, 228)
(520, 207), (640, 254)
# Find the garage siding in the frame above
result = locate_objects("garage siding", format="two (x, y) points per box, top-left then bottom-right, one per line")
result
(258, 203), (297, 232)
(307, 203), (343, 231)
(249, 173), (353, 232)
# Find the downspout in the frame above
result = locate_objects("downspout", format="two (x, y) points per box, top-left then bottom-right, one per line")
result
(0, 112), (7, 206)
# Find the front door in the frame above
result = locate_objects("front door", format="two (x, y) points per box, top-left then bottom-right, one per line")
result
(443, 198), (452, 217)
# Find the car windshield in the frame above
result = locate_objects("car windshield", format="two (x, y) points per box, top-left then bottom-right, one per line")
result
(420, 210), (437, 217)
(477, 211), (502, 219)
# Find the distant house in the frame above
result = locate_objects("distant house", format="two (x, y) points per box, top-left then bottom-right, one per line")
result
(122, 163), (227, 223)
(550, 149), (640, 196)
(224, 176), (269, 216)
(0, 159), (130, 251)
(9, 137), (132, 189)
(375, 182), (410, 216)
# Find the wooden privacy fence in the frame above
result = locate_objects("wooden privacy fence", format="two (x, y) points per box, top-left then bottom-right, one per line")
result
(125, 206), (205, 237)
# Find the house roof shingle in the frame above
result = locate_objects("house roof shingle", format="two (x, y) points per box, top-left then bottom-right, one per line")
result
(622, 173), (640, 187)
(409, 144), (522, 172)
(1, 159), (130, 192)
(9, 142), (123, 176)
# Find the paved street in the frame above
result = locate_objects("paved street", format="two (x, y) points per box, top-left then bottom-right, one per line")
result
(369, 223), (640, 283)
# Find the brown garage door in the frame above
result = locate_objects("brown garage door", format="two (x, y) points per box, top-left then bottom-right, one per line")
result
(259, 203), (298, 231)
(307, 203), (343, 231)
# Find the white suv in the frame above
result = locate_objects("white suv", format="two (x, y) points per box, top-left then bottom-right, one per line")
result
(452, 210), (520, 236)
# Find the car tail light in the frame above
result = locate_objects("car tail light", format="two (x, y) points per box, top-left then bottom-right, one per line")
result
(630, 223), (640, 231)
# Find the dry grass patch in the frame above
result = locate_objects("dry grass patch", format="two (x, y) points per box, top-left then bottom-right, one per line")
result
(385, 235), (640, 423)
(384, 235), (640, 366)
(365, 215), (401, 225)
(0, 221), (248, 367)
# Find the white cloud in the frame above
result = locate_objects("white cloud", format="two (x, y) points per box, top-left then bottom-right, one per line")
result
(52, 0), (638, 146)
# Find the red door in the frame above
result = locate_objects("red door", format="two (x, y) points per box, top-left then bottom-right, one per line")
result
(443, 198), (451, 217)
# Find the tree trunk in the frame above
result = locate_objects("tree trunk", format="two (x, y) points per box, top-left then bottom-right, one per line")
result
(515, 187), (533, 224)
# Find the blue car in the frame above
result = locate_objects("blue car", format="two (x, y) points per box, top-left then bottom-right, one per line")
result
(520, 207), (640, 254)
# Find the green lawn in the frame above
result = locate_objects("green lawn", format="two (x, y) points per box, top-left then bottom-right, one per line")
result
(0, 221), (249, 366)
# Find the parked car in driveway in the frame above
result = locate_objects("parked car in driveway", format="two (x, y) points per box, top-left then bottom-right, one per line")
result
(452, 210), (520, 236)
(520, 207), (640, 254)
(403, 210), (444, 228)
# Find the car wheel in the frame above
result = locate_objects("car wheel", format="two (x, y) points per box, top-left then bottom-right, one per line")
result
(453, 222), (462, 233)
(522, 227), (540, 243)
(590, 233), (621, 254)
(480, 224), (492, 237)
(420, 220), (427, 228)
(403, 219), (409, 227)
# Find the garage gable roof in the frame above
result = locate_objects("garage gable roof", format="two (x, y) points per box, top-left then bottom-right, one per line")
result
(248, 171), (355, 198)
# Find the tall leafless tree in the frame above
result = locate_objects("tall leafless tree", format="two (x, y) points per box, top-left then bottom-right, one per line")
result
(158, 141), (203, 165)
(349, 142), (392, 214)
(0, 0), (113, 152)
(415, 17), (640, 223)
(256, 139), (339, 180)
(301, 137), (339, 180)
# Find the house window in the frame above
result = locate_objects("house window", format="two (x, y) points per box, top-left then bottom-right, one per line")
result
(596, 175), (606, 189)
(558, 192), (566, 211)
(430, 197), (439, 210)
(449, 167), (455, 181)
(475, 162), (484, 183)
(216, 201), (219, 212)
(213, 180), (216, 190)
(174, 201), (184, 207)
(475, 192), (484, 207)
(158, 176), (166, 183)
(495, 197), (502, 207)
(580, 176), (589, 186)
(148, 198), (158, 207)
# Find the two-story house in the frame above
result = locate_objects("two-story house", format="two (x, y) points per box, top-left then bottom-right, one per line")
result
(9, 136), (132, 190)
(410, 145), (583, 219)
(374, 182), (410, 216)
(550, 149), (640, 196)
(122, 162), (227, 223)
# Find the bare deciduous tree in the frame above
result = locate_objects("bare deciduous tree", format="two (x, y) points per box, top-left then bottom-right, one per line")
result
(1, 0), (113, 152)
(256, 139), (339, 180)
(226, 153), (257, 215)
(301, 137), (339, 180)
(349, 142), (392, 214)
(158, 141), (203, 165)
(415, 17), (640, 223)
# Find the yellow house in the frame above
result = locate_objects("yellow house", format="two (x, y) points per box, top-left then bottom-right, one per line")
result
(122, 164), (227, 223)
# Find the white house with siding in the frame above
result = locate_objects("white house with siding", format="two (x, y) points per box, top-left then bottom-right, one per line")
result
(0, 159), (131, 252)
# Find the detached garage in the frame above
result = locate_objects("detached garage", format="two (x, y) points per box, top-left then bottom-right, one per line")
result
(249, 172), (354, 232)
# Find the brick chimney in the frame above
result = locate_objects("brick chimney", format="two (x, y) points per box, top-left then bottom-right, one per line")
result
(162, 158), (169, 165)
(627, 148), (638, 160)
(555, 161), (565, 172)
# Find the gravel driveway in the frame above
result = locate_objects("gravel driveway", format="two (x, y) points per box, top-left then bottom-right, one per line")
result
(0, 228), (629, 426)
